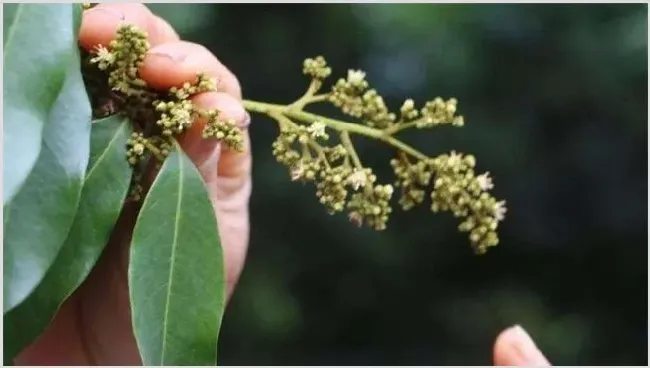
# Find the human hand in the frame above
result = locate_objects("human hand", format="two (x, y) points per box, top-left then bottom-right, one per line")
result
(14, 4), (252, 365)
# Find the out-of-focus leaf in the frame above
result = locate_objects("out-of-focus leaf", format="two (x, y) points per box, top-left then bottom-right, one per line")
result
(3, 115), (133, 364)
(3, 4), (19, 42)
(3, 42), (92, 313)
(129, 146), (225, 365)
(3, 4), (81, 204)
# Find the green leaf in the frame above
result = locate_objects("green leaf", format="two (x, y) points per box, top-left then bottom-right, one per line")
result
(3, 4), (81, 204)
(3, 4), (19, 42)
(129, 147), (225, 366)
(3, 116), (133, 364)
(3, 45), (92, 314)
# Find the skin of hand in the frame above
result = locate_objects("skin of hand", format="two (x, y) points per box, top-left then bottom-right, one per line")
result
(12, 4), (552, 366)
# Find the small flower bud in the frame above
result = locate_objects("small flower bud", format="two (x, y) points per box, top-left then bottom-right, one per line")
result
(133, 143), (145, 155)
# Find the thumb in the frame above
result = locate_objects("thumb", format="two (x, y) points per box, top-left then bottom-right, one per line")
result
(493, 325), (551, 366)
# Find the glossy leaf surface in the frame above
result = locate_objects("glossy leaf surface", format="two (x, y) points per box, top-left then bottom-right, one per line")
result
(3, 4), (81, 204)
(4, 116), (133, 363)
(3, 42), (92, 313)
(129, 147), (225, 365)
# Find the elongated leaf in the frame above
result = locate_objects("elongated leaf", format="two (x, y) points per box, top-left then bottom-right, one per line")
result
(3, 4), (19, 42)
(3, 4), (81, 204)
(3, 45), (92, 313)
(129, 147), (226, 365)
(3, 116), (133, 363)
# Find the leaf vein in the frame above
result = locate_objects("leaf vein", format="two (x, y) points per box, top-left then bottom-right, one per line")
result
(85, 118), (128, 180)
(160, 152), (184, 364)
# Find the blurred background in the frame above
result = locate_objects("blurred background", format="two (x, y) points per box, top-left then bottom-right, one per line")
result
(150, 4), (647, 365)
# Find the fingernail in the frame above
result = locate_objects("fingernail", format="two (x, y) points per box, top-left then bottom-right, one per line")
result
(86, 7), (126, 21)
(148, 45), (188, 64)
(218, 102), (249, 131)
(509, 325), (551, 366)
(239, 112), (251, 130)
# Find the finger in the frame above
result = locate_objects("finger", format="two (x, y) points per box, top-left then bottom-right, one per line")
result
(140, 92), (250, 199)
(139, 41), (242, 99)
(178, 92), (250, 178)
(150, 15), (180, 45)
(177, 91), (251, 298)
(493, 325), (552, 366)
(79, 4), (151, 50)
(79, 4), (179, 51)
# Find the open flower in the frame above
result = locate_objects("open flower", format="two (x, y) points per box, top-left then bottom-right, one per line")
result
(290, 164), (305, 181)
(307, 121), (328, 140)
(347, 69), (366, 86)
(494, 200), (507, 221)
(90, 45), (115, 70)
(346, 169), (368, 190)
(476, 172), (494, 191)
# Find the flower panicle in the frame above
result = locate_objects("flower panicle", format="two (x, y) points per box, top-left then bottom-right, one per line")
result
(267, 55), (506, 252)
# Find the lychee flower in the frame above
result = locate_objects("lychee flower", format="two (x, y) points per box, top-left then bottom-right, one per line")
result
(346, 169), (368, 190)
(476, 172), (494, 191)
(307, 121), (328, 140)
(494, 200), (507, 221)
(347, 69), (366, 86)
(90, 45), (115, 70)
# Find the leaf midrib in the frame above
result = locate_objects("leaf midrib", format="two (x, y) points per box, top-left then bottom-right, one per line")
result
(160, 153), (184, 364)
(85, 119), (127, 180)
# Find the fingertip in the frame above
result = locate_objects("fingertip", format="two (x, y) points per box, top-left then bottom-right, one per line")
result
(493, 326), (517, 365)
(177, 92), (248, 176)
(139, 46), (196, 91)
(139, 42), (218, 91)
(79, 4), (153, 50)
(139, 41), (242, 99)
(193, 92), (248, 126)
(493, 325), (551, 366)
(149, 16), (180, 45)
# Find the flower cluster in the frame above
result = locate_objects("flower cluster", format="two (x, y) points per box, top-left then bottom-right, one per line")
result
(390, 156), (435, 211)
(329, 68), (397, 129)
(154, 99), (194, 136)
(428, 151), (506, 253)
(315, 165), (352, 213)
(390, 150), (506, 252)
(306, 56), (465, 133)
(86, 23), (245, 196)
(169, 74), (217, 99)
(83, 21), (507, 253)
(270, 118), (397, 230)
(347, 183), (394, 231)
(88, 24), (245, 147)
(302, 56), (332, 80)
(399, 99), (419, 121)
(267, 55), (507, 251)
(417, 97), (465, 128)
(201, 111), (245, 152)
(125, 132), (148, 165)
(90, 24), (149, 96)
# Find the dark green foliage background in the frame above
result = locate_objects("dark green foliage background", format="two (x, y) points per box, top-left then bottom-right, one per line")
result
(150, 4), (647, 365)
